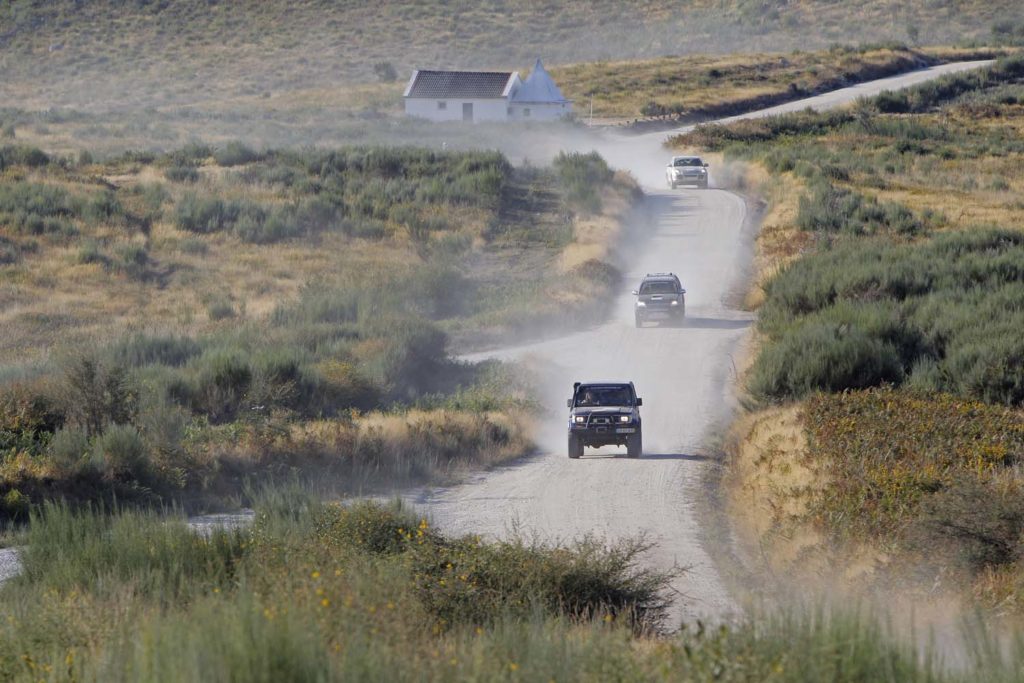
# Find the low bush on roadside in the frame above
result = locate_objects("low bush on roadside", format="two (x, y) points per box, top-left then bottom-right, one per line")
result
(553, 151), (615, 213)
(753, 230), (1024, 404)
(7, 496), (1019, 681)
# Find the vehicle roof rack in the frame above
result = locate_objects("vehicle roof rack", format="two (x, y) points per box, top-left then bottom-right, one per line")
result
(645, 272), (676, 277)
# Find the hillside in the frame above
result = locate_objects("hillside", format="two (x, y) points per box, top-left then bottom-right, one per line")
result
(2, 1), (1024, 111)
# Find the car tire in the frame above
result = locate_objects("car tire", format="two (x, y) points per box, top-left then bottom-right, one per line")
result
(699, 181), (708, 190)
(627, 433), (642, 458)
(568, 434), (583, 459)
(634, 313), (643, 328)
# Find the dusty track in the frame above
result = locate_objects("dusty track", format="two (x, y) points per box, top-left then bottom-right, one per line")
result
(404, 60), (993, 627)
(0, 61), (991, 595)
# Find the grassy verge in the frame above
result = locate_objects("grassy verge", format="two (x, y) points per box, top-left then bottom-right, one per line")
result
(677, 55), (1024, 613)
(5, 495), (1023, 681)
(0, 144), (638, 521)
(554, 45), (1009, 122)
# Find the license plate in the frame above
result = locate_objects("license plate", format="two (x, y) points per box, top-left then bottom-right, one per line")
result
(615, 428), (636, 434)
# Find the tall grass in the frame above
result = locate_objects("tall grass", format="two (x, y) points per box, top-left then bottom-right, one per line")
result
(4, 498), (1024, 680)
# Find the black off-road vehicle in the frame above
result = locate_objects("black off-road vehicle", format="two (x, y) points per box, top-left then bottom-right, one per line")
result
(567, 381), (643, 459)
(633, 272), (686, 327)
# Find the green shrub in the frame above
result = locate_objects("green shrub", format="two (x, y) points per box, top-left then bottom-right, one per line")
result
(91, 423), (149, 479)
(77, 241), (107, 265)
(165, 165), (200, 182)
(174, 194), (252, 234)
(18, 502), (246, 597)
(755, 230), (1024, 403)
(207, 299), (237, 321)
(803, 389), (1024, 547)
(751, 322), (904, 399)
(47, 425), (90, 471)
(215, 141), (262, 167)
(0, 488), (30, 521)
(795, 180), (924, 236)
(0, 144), (48, 169)
(874, 89), (910, 113)
(57, 353), (136, 437)
(188, 350), (253, 422)
(553, 151), (614, 214)
(112, 333), (201, 368)
(0, 181), (78, 235)
(113, 243), (148, 279)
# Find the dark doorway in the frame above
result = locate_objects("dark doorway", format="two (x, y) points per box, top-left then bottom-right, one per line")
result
(462, 102), (473, 122)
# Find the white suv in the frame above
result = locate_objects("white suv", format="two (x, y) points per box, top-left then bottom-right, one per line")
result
(666, 156), (709, 189)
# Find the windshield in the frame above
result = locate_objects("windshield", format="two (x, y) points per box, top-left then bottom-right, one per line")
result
(575, 386), (633, 407)
(674, 157), (703, 167)
(640, 281), (677, 295)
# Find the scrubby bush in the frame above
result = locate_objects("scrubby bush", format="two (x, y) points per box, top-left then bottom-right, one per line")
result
(795, 180), (924, 236)
(188, 350), (254, 423)
(207, 299), (237, 321)
(47, 425), (90, 472)
(751, 323), (904, 398)
(553, 151), (614, 213)
(215, 141), (262, 167)
(113, 243), (148, 279)
(0, 181), (78, 236)
(165, 165), (199, 182)
(0, 144), (49, 170)
(57, 353), (136, 437)
(803, 389), (1024, 559)
(372, 61), (398, 83)
(91, 423), (149, 479)
(113, 334), (201, 368)
(755, 230), (1024, 403)
(874, 89), (910, 113)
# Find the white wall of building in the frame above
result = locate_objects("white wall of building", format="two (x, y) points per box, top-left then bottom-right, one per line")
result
(508, 102), (573, 121)
(405, 97), (510, 123)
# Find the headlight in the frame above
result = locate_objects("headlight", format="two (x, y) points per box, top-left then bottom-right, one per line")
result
(670, 300), (678, 306)
(618, 415), (630, 423)
(574, 416), (585, 424)
(636, 301), (646, 307)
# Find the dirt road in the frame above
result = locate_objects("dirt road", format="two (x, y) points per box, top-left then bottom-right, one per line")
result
(404, 60), (993, 627)
(0, 61), (991, 596)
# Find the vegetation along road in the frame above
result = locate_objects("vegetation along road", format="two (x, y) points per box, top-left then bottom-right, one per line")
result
(405, 59), (993, 627)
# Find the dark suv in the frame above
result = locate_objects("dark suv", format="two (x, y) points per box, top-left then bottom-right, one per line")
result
(633, 273), (686, 327)
(567, 381), (643, 459)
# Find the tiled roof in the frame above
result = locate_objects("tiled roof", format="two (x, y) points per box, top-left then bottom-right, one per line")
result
(405, 70), (516, 99)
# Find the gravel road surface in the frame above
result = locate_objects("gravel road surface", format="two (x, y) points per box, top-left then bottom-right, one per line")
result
(403, 60), (992, 627)
(0, 62), (991, 609)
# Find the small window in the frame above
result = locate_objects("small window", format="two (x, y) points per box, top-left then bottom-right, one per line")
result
(523, 108), (531, 117)
(437, 101), (447, 110)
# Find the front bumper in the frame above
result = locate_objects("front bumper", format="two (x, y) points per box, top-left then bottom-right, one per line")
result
(570, 418), (640, 446)
(636, 303), (684, 318)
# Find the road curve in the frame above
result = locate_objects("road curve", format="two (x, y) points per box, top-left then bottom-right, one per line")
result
(405, 60), (993, 627)
(0, 61), (993, 596)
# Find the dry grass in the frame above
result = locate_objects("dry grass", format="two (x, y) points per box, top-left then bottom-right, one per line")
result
(553, 47), (947, 120)
(2, 1), (1021, 111)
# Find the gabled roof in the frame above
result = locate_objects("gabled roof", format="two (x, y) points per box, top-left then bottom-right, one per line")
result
(512, 59), (569, 104)
(404, 70), (519, 99)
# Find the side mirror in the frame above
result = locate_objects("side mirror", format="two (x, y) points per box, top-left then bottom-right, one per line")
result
(631, 290), (638, 296)
(566, 399), (573, 408)
(704, 162), (710, 167)
(681, 288), (687, 294)
(635, 398), (643, 407)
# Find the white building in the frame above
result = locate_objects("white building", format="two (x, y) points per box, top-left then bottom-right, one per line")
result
(403, 59), (572, 123)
